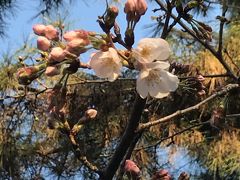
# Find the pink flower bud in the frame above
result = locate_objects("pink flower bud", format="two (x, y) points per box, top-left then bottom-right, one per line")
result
(136, 0), (148, 15)
(124, 0), (136, 13)
(63, 31), (78, 42)
(124, 160), (140, 176)
(109, 6), (119, 16)
(197, 90), (206, 96)
(197, 75), (205, 82)
(16, 65), (45, 85)
(33, 24), (46, 36)
(64, 30), (89, 42)
(37, 36), (51, 51)
(75, 30), (89, 40)
(45, 25), (59, 40)
(45, 66), (60, 76)
(85, 109), (97, 119)
(17, 67), (37, 78)
(49, 47), (66, 62)
(66, 39), (88, 56)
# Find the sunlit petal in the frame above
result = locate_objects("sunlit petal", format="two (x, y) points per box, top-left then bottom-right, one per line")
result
(135, 38), (171, 62)
(159, 70), (179, 91)
(154, 92), (170, 98)
(89, 48), (122, 81)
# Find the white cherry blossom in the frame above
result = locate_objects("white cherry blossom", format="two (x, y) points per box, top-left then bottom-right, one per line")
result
(133, 38), (171, 62)
(134, 38), (179, 99)
(90, 48), (122, 82)
(136, 62), (179, 98)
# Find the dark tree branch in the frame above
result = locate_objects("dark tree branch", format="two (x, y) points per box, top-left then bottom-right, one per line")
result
(100, 95), (146, 179)
(154, 0), (238, 81)
(116, 132), (143, 180)
(217, 1), (228, 54)
(161, 0), (173, 39)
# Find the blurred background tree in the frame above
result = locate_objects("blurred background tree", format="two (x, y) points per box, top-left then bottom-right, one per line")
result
(0, 0), (240, 179)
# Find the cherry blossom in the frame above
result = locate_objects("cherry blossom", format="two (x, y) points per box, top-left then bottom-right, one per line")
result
(63, 30), (89, 42)
(133, 38), (179, 99)
(89, 48), (122, 82)
(133, 38), (171, 62)
(124, 0), (136, 14)
(66, 39), (89, 56)
(136, 0), (148, 15)
(136, 62), (179, 99)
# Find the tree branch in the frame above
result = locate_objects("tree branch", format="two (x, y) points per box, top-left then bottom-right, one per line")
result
(116, 132), (143, 180)
(135, 121), (210, 151)
(100, 95), (146, 179)
(217, 1), (228, 54)
(161, 0), (173, 39)
(137, 84), (239, 131)
(154, 0), (238, 81)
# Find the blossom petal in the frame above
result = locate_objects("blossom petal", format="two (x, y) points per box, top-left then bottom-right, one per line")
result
(108, 72), (119, 82)
(90, 56), (115, 78)
(136, 38), (170, 62)
(136, 76), (148, 99)
(139, 69), (149, 79)
(108, 48), (121, 63)
(154, 92), (170, 98)
(89, 48), (122, 81)
(159, 70), (179, 91)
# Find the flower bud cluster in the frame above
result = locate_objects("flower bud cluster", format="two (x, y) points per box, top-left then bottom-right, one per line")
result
(186, 74), (206, 96)
(124, 0), (147, 22)
(124, 0), (147, 47)
(17, 24), (95, 84)
(169, 62), (191, 75)
(192, 21), (212, 42)
(174, 1), (212, 41)
(16, 63), (47, 85)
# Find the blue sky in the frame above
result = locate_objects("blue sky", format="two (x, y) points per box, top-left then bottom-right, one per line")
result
(1, 0), (157, 56)
(0, 0), (220, 61)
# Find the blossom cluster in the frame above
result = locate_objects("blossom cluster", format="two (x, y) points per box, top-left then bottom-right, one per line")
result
(16, 0), (179, 100)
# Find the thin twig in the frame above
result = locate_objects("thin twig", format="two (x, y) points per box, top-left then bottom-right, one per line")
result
(179, 73), (230, 80)
(161, 0), (173, 38)
(135, 121), (210, 151)
(218, 1), (228, 54)
(224, 48), (240, 71)
(226, 113), (240, 118)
